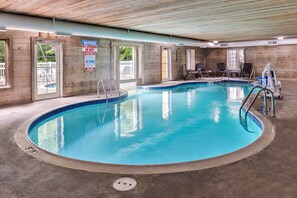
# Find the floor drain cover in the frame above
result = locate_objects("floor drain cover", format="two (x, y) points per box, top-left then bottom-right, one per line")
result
(113, 177), (137, 191)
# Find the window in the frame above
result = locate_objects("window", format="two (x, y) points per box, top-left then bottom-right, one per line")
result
(227, 49), (245, 70)
(186, 49), (195, 70)
(119, 46), (135, 80)
(0, 40), (6, 86)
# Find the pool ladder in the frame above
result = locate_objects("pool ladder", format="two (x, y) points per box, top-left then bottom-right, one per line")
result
(239, 86), (275, 128)
(97, 79), (121, 99)
(97, 80), (121, 124)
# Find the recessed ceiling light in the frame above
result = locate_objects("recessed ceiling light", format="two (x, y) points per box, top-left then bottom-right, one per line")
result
(277, 37), (284, 40)
(213, 41), (219, 44)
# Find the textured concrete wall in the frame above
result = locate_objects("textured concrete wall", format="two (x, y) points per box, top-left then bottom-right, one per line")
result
(142, 44), (204, 84)
(0, 30), (203, 105)
(3, 29), (296, 107)
(63, 39), (202, 89)
(0, 30), (38, 106)
(205, 48), (227, 71)
(246, 45), (297, 78)
(63, 37), (111, 96)
(143, 43), (164, 84)
(205, 46), (297, 78)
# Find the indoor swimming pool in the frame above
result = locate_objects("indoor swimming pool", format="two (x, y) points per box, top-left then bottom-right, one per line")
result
(28, 82), (262, 165)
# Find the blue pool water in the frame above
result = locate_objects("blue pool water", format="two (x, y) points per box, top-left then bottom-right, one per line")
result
(44, 83), (56, 88)
(29, 82), (262, 165)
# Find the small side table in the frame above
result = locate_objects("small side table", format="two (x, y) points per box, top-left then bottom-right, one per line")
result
(227, 69), (241, 78)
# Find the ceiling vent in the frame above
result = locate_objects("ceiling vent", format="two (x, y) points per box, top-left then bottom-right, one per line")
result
(219, 43), (229, 47)
(267, 40), (278, 45)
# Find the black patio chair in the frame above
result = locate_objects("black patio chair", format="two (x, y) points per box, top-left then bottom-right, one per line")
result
(241, 63), (253, 78)
(196, 63), (210, 78)
(217, 63), (226, 77)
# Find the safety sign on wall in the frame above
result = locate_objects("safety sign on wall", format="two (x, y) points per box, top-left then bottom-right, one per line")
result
(82, 40), (98, 71)
(84, 54), (96, 70)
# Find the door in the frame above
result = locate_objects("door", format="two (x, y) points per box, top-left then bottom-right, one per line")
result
(34, 41), (61, 100)
(186, 49), (195, 70)
(162, 48), (171, 81)
(119, 46), (135, 81)
(113, 46), (138, 90)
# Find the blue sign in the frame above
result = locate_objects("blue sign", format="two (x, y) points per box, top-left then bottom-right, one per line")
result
(82, 40), (98, 46)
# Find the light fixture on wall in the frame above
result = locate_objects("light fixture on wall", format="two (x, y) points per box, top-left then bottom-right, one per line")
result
(55, 32), (72, 37)
(277, 36), (284, 40)
(208, 42), (215, 47)
(0, 26), (7, 32)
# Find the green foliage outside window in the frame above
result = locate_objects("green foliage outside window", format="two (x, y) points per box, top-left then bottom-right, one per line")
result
(37, 44), (56, 62)
(120, 47), (133, 61)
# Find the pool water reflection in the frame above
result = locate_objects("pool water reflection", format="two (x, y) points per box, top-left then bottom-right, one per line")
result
(29, 83), (261, 165)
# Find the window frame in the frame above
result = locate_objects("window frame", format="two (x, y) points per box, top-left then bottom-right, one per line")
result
(186, 48), (196, 70)
(119, 45), (136, 81)
(111, 41), (144, 85)
(0, 36), (12, 89)
(161, 47), (172, 81)
(227, 48), (245, 70)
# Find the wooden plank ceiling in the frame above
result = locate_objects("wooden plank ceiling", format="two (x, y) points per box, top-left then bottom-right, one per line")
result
(1, 0), (297, 42)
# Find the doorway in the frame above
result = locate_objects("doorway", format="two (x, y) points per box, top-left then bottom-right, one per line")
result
(112, 43), (143, 91)
(113, 45), (139, 91)
(161, 48), (172, 81)
(186, 49), (195, 70)
(119, 46), (135, 81)
(34, 41), (62, 101)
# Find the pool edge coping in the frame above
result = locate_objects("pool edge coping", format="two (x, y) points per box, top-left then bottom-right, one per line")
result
(137, 79), (250, 90)
(15, 82), (275, 175)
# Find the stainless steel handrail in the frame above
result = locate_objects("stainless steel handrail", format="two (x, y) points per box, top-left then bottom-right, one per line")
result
(244, 88), (275, 118)
(110, 79), (120, 97)
(239, 86), (275, 126)
(97, 80), (108, 98)
(248, 68), (255, 83)
(249, 66), (261, 82)
(239, 85), (262, 118)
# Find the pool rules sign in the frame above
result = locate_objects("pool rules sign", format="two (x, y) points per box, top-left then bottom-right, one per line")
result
(82, 40), (98, 71)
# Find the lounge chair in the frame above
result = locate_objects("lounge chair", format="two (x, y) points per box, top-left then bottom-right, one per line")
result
(196, 63), (210, 78)
(217, 63), (227, 77)
(184, 64), (199, 80)
(241, 63), (253, 78)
